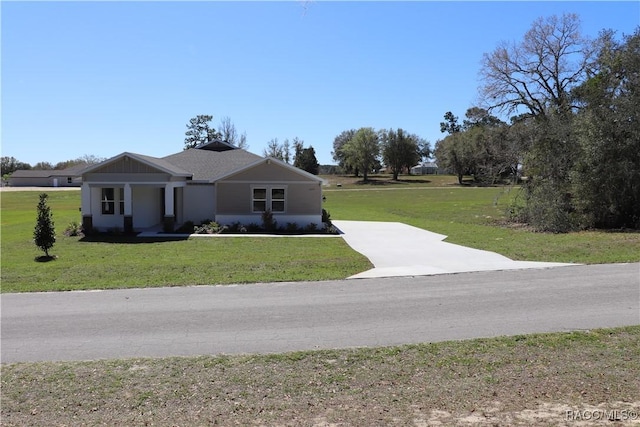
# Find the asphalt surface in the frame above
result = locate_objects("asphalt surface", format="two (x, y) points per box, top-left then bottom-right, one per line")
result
(2, 263), (638, 363)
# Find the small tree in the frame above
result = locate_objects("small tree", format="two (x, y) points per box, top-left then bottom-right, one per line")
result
(184, 115), (221, 149)
(342, 127), (380, 181)
(293, 140), (320, 175)
(380, 128), (422, 180)
(34, 193), (56, 258)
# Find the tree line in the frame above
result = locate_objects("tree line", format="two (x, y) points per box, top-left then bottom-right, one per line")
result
(435, 13), (639, 232)
(1, 154), (106, 178)
(332, 127), (431, 181)
(262, 137), (320, 175)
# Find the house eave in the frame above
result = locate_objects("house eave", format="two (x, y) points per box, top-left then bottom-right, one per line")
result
(213, 157), (325, 184)
(80, 152), (192, 178)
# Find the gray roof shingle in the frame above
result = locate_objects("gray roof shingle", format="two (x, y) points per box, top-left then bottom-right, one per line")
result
(162, 148), (262, 182)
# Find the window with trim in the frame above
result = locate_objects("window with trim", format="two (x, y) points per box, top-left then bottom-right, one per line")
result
(252, 188), (266, 212)
(67, 177), (73, 184)
(271, 188), (285, 212)
(252, 187), (285, 213)
(101, 188), (115, 215)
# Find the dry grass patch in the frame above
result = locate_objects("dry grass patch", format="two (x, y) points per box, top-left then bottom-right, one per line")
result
(2, 326), (639, 426)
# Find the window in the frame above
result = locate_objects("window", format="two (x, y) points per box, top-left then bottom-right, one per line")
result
(119, 188), (125, 215)
(252, 188), (266, 212)
(252, 187), (285, 213)
(67, 177), (73, 184)
(271, 188), (285, 212)
(101, 188), (115, 215)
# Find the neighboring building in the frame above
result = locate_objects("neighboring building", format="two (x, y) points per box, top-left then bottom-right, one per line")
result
(79, 141), (325, 233)
(410, 162), (439, 175)
(8, 165), (85, 187)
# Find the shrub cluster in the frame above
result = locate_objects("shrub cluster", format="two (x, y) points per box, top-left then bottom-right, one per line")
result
(63, 221), (84, 237)
(177, 209), (336, 235)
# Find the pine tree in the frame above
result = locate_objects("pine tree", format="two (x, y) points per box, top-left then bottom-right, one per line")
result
(34, 193), (55, 258)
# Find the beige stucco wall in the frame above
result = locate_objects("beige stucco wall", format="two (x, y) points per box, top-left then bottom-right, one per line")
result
(216, 161), (322, 216)
(215, 183), (247, 214)
(182, 185), (216, 223)
(216, 162), (322, 226)
(287, 184), (322, 214)
(216, 183), (321, 215)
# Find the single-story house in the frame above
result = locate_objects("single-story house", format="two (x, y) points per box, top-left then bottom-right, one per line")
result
(79, 140), (325, 233)
(8, 165), (85, 187)
(410, 162), (439, 175)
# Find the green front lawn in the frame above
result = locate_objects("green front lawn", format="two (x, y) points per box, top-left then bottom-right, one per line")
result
(0, 190), (370, 293)
(1, 182), (638, 293)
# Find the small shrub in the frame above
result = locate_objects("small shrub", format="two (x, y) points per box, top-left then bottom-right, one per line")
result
(261, 210), (277, 232)
(324, 224), (339, 235)
(322, 208), (332, 225)
(194, 221), (221, 234)
(247, 223), (262, 232)
(63, 221), (84, 237)
(226, 222), (241, 232)
(305, 223), (318, 232)
(285, 222), (300, 233)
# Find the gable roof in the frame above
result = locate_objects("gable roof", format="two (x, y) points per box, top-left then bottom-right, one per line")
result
(214, 156), (326, 184)
(78, 147), (321, 184)
(80, 152), (192, 177)
(162, 148), (262, 182)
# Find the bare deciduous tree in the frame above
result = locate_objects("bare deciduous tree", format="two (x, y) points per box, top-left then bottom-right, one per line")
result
(479, 13), (597, 117)
(218, 116), (249, 149)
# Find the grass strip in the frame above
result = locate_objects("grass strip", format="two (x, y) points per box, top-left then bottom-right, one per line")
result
(2, 326), (639, 426)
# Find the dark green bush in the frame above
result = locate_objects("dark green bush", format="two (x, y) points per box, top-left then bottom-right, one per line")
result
(261, 210), (277, 231)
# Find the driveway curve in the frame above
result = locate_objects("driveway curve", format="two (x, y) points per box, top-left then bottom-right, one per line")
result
(333, 220), (574, 278)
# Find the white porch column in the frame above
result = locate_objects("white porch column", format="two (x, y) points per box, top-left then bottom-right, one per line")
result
(124, 184), (132, 216)
(81, 183), (92, 215)
(164, 183), (175, 216)
(163, 183), (176, 232)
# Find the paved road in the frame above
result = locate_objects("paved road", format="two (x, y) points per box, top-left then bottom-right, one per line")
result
(1, 263), (639, 363)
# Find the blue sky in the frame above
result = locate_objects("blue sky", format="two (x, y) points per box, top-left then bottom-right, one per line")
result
(2, 1), (638, 167)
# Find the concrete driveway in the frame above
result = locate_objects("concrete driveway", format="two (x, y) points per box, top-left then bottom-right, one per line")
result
(333, 220), (574, 279)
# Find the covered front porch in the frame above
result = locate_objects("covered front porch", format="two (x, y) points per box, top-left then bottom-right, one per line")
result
(81, 182), (186, 233)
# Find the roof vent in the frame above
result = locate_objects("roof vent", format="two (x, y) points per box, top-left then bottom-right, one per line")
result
(194, 139), (237, 152)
